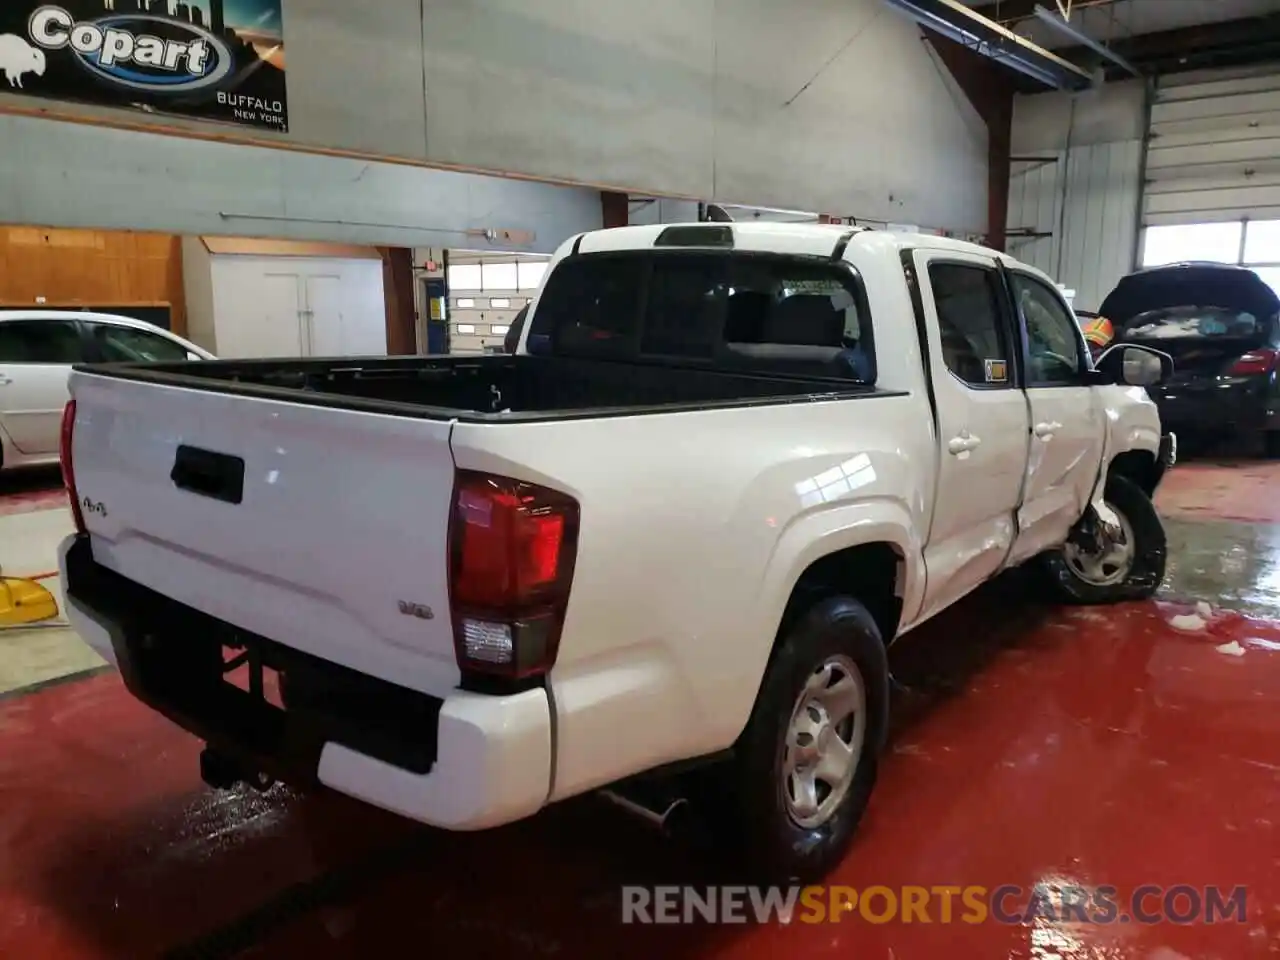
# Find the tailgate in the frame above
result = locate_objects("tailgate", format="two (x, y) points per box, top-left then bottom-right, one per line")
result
(68, 371), (462, 696)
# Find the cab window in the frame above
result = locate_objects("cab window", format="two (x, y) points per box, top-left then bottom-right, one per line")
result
(1010, 273), (1085, 385)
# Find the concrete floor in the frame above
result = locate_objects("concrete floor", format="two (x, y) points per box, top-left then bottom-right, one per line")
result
(1, 463), (1279, 958)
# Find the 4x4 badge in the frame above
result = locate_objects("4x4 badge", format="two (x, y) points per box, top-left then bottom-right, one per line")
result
(397, 600), (434, 620)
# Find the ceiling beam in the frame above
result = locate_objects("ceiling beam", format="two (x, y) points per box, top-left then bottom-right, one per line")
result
(970, 0), (1043, 23)
(1058, 13), (1280, 74)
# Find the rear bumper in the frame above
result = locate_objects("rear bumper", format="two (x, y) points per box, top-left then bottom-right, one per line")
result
(1150, 379), (1275, 436)
(58, 534), (552, 831)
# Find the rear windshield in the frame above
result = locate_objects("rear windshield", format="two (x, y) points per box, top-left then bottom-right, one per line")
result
(525, 252), (875, 383)
(1120, 305), (1266, 341)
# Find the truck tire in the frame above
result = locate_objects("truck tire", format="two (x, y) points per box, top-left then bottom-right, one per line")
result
(1040, 473), (1166, 604)
(730, 596), (889, 883)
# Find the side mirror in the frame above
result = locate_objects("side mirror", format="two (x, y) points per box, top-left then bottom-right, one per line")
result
(1093, 343), (1173, 387)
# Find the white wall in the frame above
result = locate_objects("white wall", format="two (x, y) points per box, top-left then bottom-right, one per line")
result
(0, 0), (989, 235)
(0, 115), (602, 254)
(1006, 80), (1147, 312)
(181, 237), (218, 354)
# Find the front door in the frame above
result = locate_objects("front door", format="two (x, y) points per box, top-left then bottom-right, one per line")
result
(912, 251), (1031, 624)
(1006, 270), (1104, 564)
(0, 318), (87, 455)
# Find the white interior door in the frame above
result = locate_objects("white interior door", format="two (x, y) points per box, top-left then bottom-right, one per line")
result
(303, 274), (345, 356)
(299, 259), (387, 357)
(210, 258), (305, 359)
(211, 256), (387, 359)
(336, 259), (388, 355)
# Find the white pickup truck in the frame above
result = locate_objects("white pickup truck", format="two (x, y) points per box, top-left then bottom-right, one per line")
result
(58, 222), (1175, 880)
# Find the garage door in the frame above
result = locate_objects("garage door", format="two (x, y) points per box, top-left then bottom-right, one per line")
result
(1145, 67), (1280, 228)
(444, 256), (548, 355)
(1140, 66), (1280, 294)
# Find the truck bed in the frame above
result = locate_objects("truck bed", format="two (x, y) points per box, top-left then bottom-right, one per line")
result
(75, 354), (873, 421)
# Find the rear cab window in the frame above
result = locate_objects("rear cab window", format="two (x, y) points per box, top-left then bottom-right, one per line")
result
(525, 250), (876, 383)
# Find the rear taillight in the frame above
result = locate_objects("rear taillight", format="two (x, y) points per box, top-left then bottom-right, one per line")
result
(1229, 347), (1279, 377)
(448, 470), (579, 679)
(60, 399), (86, 535)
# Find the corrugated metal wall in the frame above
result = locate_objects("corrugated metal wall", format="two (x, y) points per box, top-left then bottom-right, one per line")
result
(1144, 66), (1280, 227)
(1007, 140), (1143, 312)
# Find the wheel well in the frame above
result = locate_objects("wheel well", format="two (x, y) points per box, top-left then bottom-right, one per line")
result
(777, 542), (904, 648)
(1108, 450), (1160, 498)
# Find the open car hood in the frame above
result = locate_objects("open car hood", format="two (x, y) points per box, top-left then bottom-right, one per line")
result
(1099, 263), (1280, 324)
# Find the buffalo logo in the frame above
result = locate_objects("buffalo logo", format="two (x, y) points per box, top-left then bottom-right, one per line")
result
(27, 5), (233, 94)
(0, 34), (46, 88)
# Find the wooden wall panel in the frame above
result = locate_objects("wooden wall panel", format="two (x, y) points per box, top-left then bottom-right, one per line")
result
(0, 226), (186, 335)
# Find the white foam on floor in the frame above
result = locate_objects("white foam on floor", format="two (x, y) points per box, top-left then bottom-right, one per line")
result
(1216, 640), (1246, 658)
(1169, 613), (1207, 631)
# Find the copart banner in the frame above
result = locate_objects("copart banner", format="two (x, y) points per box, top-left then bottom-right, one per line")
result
(0, 1), (288, 131)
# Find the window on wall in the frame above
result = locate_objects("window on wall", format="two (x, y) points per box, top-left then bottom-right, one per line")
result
(447, 259), (551, 293)
(1253, 267), (1280, 296)
(1141, 223), (1242, 268)
(447, 264), (483, 290)
(517, 261), (548, 290)
(481, 262), (519, 290)
(1244, 221), (1280, 264)
(1142, 220), (1280, 297)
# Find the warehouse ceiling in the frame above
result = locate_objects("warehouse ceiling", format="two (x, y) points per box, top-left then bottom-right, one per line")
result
(957, 0), (1280, 81)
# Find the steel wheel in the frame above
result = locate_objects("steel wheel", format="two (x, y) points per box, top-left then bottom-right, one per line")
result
(1062, 503), (1136, 587)
(781, 654), (866, 830)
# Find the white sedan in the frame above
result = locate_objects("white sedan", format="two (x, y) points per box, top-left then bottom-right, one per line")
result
(0, 310), (214, 472)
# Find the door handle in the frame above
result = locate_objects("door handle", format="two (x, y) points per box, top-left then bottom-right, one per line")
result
(1033, 421), (1062, 438)
(948, 432), (981, 455)
(0, 374), (11, 386)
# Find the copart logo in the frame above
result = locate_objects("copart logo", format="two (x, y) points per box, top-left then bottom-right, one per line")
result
(28, 5), (233, 94)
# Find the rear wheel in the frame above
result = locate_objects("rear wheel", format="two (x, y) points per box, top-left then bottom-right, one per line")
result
(728, 596), (889, 882)
(1040, 474), (1166, 604)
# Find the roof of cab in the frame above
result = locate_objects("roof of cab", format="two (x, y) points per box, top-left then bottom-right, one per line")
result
(572, 220), (1017, 266)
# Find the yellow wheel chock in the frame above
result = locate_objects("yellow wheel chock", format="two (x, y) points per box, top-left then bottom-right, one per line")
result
(0, 575), (60, 627)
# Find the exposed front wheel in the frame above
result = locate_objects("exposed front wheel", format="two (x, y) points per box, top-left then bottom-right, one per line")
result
(1040, 474), (1167, 604)
(729, 596), (889, 883)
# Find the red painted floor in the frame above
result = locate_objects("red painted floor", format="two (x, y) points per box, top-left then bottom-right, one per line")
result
(3, 460), (1280, 958)
(2, 588), (1279, 959)
(0, 468), (67, 517)
(1156, 460), (1280, 524)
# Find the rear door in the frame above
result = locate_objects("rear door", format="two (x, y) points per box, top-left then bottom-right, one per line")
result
(912, 251), (1030, 621)
(0, 317), (88, 455)
(1006, 270), (1105, 564)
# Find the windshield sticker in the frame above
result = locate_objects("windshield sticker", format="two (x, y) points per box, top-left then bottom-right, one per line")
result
(984, 359), (1008, 383)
